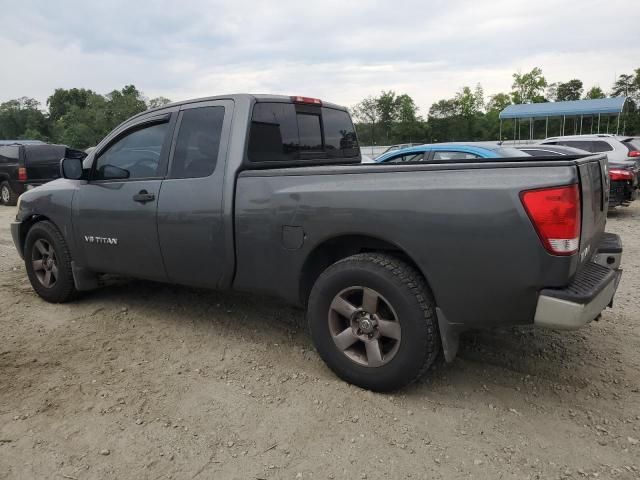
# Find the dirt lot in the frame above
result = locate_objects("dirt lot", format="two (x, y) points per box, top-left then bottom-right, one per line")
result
(0, 204), (639, 480)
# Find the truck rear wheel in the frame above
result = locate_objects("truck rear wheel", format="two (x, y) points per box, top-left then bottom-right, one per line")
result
(24, 221), (77, 303)
(307, 253), (440, 391)
(0, 181), (18, 206)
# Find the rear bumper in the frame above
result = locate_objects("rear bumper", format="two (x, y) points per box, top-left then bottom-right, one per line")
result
(534, 233), (622, 330)
(10, 221), (23, 259)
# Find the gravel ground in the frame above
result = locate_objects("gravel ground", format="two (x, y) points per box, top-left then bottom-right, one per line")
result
(0, 204), (639, 480)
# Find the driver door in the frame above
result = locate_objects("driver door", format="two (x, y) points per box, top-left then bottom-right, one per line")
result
(73, 113), (175, 281)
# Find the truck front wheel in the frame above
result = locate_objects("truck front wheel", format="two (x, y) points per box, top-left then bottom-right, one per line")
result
(307, 253), (440, 391)
(24, 221), (77, 303)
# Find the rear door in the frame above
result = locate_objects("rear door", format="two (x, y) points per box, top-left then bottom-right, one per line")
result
(156, 100), (233, 288)
(74, 113), (175, 280)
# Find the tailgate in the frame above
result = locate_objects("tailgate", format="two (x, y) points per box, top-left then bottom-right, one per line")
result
(23, 144), (66, 181)
(577, 154), (608, 266)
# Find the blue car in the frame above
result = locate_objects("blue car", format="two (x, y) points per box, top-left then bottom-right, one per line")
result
(374, 143), (528, 163)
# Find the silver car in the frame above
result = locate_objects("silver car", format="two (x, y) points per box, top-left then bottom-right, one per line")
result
(539, 134), (640, 170)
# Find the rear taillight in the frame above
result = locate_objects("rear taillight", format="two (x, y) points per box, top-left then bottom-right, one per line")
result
(628, 150), (640, 158)
(18, 167), (27, 182)
(609, 169), (634, 181)
(290, 96), (322, 105)
(520, 184), (581, 256)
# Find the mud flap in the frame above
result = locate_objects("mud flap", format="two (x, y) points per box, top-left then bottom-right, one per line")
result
(436, 307), (460, 363)
(71, 261), (99, 291)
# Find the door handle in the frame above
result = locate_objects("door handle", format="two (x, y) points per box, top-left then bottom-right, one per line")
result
(133, 190), (155, 204)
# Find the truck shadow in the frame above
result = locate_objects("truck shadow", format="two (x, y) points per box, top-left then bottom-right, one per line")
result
(76, 277), (610, 394)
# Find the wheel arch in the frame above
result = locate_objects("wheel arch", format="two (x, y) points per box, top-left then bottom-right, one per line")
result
(19, 214), (54, 252)
(298, 234), (434, 307)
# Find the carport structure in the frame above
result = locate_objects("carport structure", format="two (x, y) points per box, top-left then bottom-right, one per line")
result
(498, 97), (628, 141)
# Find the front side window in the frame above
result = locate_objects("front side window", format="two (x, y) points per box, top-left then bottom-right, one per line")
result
(94, 122), (169, 180)
(432, 151), (480, 160)
(170, 107), (225, 178)
(387, 153), (425, 163)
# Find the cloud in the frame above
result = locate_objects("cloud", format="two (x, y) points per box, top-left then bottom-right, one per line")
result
(0, 0), (638, 114)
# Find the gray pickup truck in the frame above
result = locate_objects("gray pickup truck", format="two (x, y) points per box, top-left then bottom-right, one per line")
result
(10, 94), (623, 391)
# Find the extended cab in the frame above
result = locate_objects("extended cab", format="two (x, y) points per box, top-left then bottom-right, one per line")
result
(11, 94), (623, 391)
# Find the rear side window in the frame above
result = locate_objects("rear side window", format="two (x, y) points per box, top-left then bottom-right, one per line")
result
(0, 146), (19, 163)
(432, 151), (480, 160)
(170, 106), (225, 178)
(559, 141), (592, 152)
(248, 102), (359, 163)
(589, 141), (613, 153)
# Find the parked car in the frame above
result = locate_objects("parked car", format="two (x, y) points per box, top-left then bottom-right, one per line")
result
(11, 94), (622, 391)
(374, 143), (528, 163)
(516, 144), (637, 208)
(0, 142), (84, 206)
(539, 134), (640, 170)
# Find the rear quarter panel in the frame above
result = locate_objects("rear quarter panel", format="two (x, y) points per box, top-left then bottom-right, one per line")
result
(234, 163), (580, 329)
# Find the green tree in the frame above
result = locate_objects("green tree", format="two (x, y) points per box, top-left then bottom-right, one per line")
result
(511, 67), (547, 104)
(556, 79), (583, 101)
(584, 86), (606, 99)
(611, 73), (635, 98)
(0, 97), (50, 140)
(486, 93), (511, 112)
(104, 85), (147, 127)
(147, 96), (172, 109)
(376, 91), (399, 142)
(352, 96), (380, 145)
(47, 88), (98, 122)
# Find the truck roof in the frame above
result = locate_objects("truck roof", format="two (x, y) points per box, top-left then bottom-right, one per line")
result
(140, 93), (348, 119)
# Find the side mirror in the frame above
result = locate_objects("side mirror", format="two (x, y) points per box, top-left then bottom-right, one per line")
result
(99, 164), (130, 180)
(60, 157), (84, 180)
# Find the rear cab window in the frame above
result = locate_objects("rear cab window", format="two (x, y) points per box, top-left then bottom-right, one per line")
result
(247, 101), (359, 166)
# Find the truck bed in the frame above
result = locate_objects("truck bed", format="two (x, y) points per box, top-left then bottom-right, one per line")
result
(233, 155), (608, 331)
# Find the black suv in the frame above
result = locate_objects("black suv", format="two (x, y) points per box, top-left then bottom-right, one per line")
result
(0, 141), (83, 206)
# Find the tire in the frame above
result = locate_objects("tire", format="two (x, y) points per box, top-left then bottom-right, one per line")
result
(24, 221), (77, 303)
(307, 253), (440, 392)
(0, 181), (18, 206)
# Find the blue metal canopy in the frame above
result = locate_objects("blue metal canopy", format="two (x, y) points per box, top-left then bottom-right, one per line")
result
(499, 97), (627, 119)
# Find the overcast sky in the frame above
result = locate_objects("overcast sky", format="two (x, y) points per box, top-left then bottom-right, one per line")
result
(1, 0), (638, 114)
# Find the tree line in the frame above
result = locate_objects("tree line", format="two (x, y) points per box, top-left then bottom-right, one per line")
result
(351, 67), (640, 145)
(1, 66), (639, 149)
(0, 85), (171, 149)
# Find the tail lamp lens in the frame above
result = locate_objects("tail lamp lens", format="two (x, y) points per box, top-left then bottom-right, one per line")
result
(520, 184), (581, 256)
(609, 169), (633, 181)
